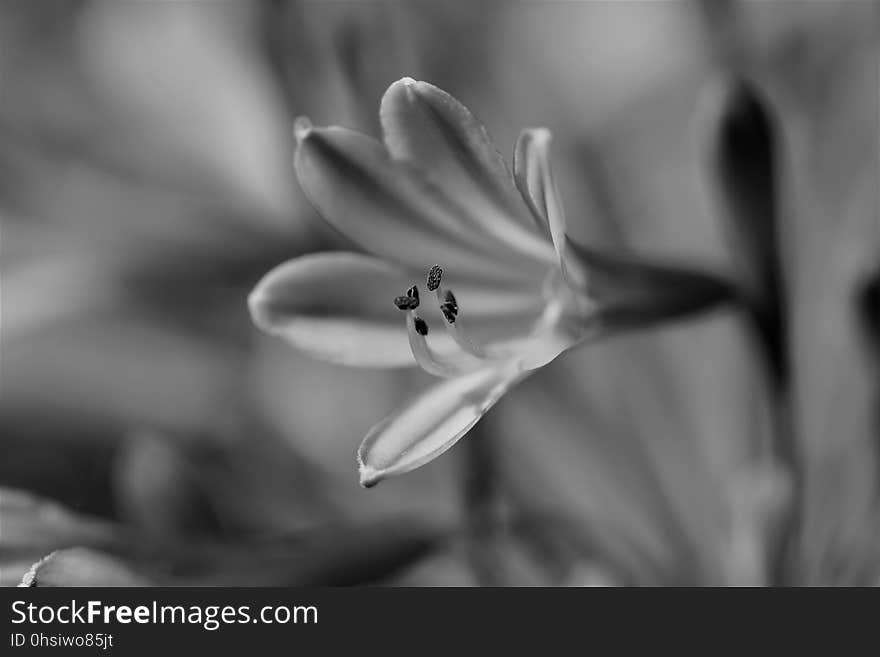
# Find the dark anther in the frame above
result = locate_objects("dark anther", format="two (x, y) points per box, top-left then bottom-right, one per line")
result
(413, 316), (429, 336)
(440, 289), (458, 323)
(394, 295), (414, 310)
(407, 285), (420, 303)
(426, 265), (443, 291)
(443, 290), (458, 313)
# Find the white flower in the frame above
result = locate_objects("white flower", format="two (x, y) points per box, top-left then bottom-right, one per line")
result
(249, 78), (733, 487)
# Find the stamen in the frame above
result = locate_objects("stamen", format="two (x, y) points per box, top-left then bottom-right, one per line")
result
(441, 307), (486, 358)
(428, 276), (486, 358)
(413, 316), (429, 336)
(440, 290), (459, 323)
(394, 295), (415, 310)
(393, 285), (420, 311)
(426, 265), (443, 292)
(396, 270), (515, 376)
(405, 311), (471, 377)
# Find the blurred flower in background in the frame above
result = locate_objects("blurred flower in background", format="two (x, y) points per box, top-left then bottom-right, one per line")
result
(1, 0), (878, 586)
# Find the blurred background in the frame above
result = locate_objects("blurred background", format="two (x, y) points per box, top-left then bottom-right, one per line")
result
(1, 0), (878, 586)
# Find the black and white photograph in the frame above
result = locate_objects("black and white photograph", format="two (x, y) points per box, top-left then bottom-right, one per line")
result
(1, 0), (878, 608)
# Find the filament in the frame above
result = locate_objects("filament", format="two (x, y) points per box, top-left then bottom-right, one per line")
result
(406, 310), (474, 377)
(426, 265), (488, 359)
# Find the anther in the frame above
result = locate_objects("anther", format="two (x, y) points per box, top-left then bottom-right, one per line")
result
(437, 290), (457, 323)
(413, 316), (429, 336)
(394, 295), (415, 310)
(426, 265), (443, 292)
(443, 290), (458, 313)
(393, 285), (420, 311)
(399, 275), (484, 377)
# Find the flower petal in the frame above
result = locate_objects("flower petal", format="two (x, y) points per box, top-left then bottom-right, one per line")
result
(20, 548), (151, 587)
(514, 129), (562, 243)
(249, 252), (417, 367)
(294, 120), (543, 284)
(358, 364), (525, 487)
(380, 79), (553, 263)
(513, 128), (591, 291)
(567, 241), (738, 330)
(249, 252), (548, 366)
(505, 325), (583, 372)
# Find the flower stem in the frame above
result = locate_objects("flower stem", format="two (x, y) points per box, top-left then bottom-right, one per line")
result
(461, 427), (503, 586)
(748, 304), (802, 586)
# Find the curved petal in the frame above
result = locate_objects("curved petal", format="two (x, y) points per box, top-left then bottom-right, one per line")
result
(380, 79), (553, 263)
(20, 548), (151, 587)
(507, 323), (585, 372)
(358, 364), (525, 487)
(249, 252), (549, 366)
(249, 252), (418, 368)
(294, 120), (543, 285)
(513, 129), (557, 237)
(513, 128), (587, 289)
(483, 278), (591, 372)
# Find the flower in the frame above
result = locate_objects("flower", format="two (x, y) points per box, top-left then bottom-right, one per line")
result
(249, 78), (734, 487)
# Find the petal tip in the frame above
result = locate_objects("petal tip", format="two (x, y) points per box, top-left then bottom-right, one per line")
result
(358, 464), (383, 489)
(293, 116), (313, 143)
(246, 274), (280, 334)
(246, 288), (270, 331)
(385, 77), (421, 107)
(387, 77), (440, 102)
(522, 127), (553, 145)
